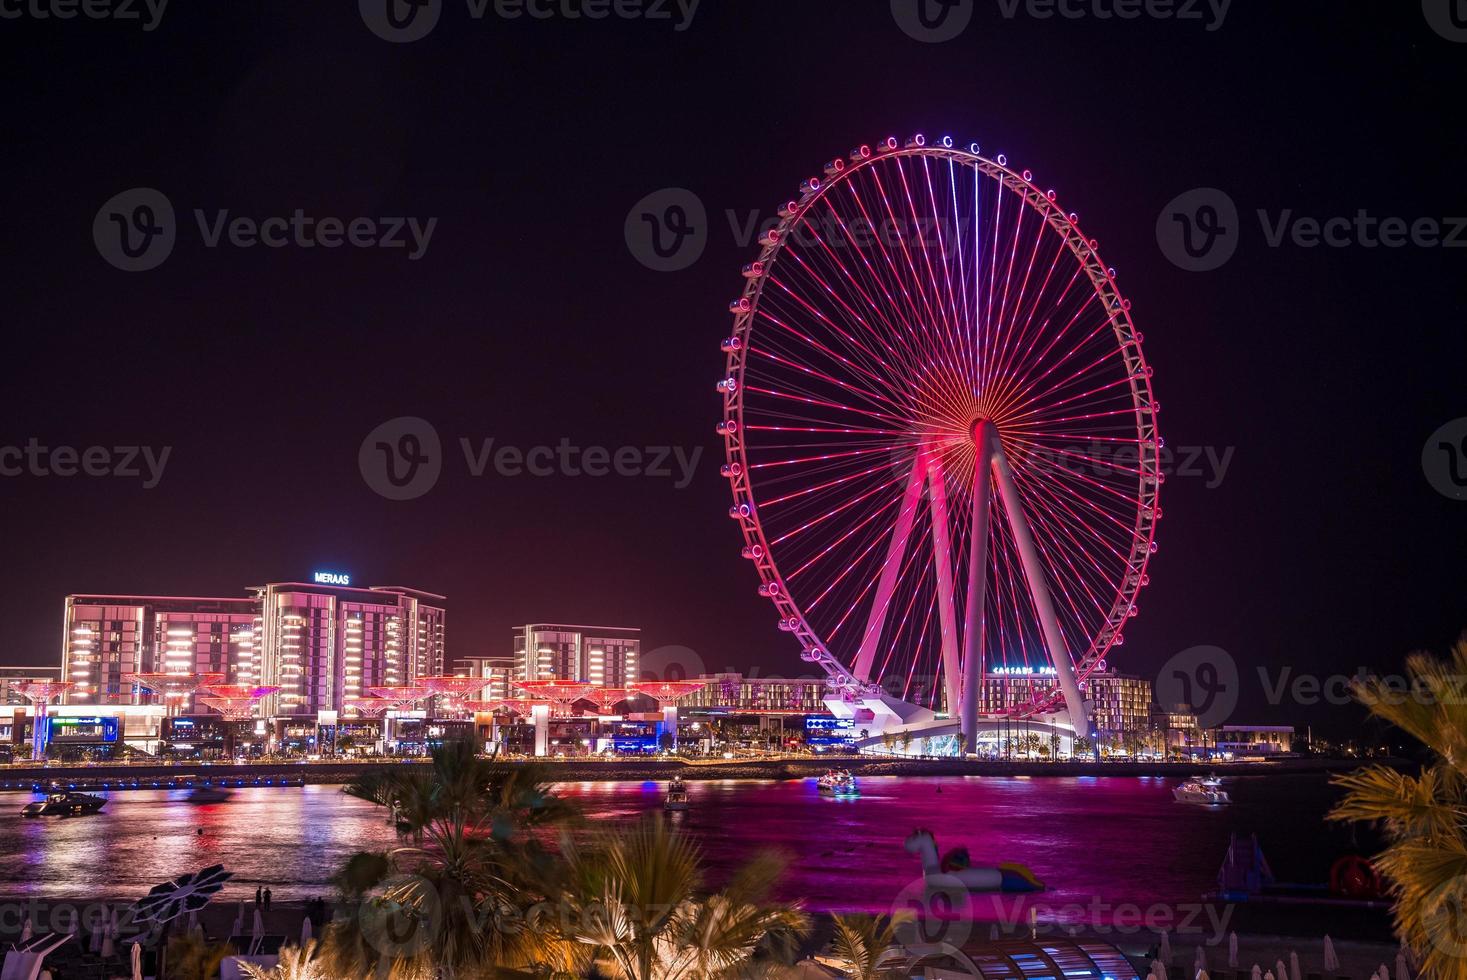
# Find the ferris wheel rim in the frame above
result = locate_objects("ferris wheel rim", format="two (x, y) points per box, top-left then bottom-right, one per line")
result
(718, 137), (1162, 717)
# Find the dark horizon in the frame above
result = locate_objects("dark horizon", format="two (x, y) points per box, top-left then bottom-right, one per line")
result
(2, 2), (1465, 737)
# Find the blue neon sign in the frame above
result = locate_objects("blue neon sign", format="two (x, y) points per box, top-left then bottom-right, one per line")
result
(312, 571), (351, 586)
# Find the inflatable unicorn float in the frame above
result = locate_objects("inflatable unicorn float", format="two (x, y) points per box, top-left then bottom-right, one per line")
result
(904, 829), (1045, 893)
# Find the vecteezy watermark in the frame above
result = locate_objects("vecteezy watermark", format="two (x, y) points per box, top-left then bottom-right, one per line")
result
(994, 0), (1230, 31)
(0, 0), (168, 30)
(890, 0), (1229, 42)
(93, 188), (438, 272)
(636, 644), (707, 683)
(1158, 187), (1467, 271)
(1256, 665), (1467, 708)
(985, 894), (1235, 942)
(0, 439), (171, 489)
(625, 188), (707, 272)
(359, 416), (704, 500)
(1422, 0), (1467, 42)
(1154, 645), (1238, 727)
(891, 0), (974, 43)
(1026, 440), (1235, 489)
(1423, 418), (1467, 502)
(359, 0), (699, 43)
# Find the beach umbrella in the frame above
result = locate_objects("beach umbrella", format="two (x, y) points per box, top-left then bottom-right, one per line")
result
(1195, 946), (1207, 975)
(1290, 950), (1301, 980)
(19, 913), (31, 943)
(1275, 958), (1287, 980)
(187, 909), (198, 934)
(1229, 933), (1239, 968)
(1197, 972), (1210, 980)
(1397, 950), (1410, 980)
(301, 915), (313, 945)
(1380, 964), (1391, 980)
(1251, 965), (1262, 980)
(1264, 971), (1275, 980)
(101, 920), (115, 959)
(1151, 959), (1168, 980)
(88, 914), (102, 952)
(252, 908), (264, 940)
(1161, 932), (1173, 964)
(1324, 936), (1339, 972)
(131, 941), (143, 980)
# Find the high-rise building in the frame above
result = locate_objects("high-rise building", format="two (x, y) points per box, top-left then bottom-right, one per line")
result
(683, 673), (829, 714)
(513, 624), (639, 686)
(61, 578), (446, 716)
(979, 666), (1152, 733)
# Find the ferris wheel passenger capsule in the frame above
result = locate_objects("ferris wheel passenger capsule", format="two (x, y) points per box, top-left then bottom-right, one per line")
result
(968, 142), (980, 154)
(715, 419), (738, 436)
(1022, 169), (1033, 181)
(728, 297), (751, 315)
(778, 200), (801, 218)
(1114, 635), (1125, 646)
(757, 582), (781, 597)
(939, 136), (954, 148)
(1047, 190), (1057, 201)
(996, 153), (1007, 166)
(720, 462), (743, 477)
(800, 648), (823, 662)
(905, 134), (926, 148)
(849, 145), (872, 162)
(741, 544), (763, 559)
(799, 178), (821, 197)
(721, 336), (743, 353)
(729, 503), (752, 520)
(715, 377), (738, 393)
(823, 158), (845, 177)
(879, 137), (898, 151)
(778, 618), (795, 631)
(741, 261), (765, 279)
(758, 228), (781, 247)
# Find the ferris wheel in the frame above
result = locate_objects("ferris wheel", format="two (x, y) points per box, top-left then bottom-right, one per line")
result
(717, 135), (1161, 743)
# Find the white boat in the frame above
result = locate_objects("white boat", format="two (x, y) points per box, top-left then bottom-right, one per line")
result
(1174, 777), (1231, 805)
(186, 785), (234, 804)
(818, 769), (859, 797)
(663, 777), (689, 811)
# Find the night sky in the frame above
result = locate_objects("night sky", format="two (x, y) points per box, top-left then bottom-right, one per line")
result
(2, 1), (1464, 735)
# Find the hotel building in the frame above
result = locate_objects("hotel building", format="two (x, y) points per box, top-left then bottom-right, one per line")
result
(60, 579), (446, 716)
(455, 656), (513, 701)
(979, 666), (1154, 733)
(683, 672), (830, 714)
(1, 666), (61, 705)
(513, 624), (639, 687)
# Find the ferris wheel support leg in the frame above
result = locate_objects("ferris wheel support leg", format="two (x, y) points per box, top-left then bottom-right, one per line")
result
(852, 453), (927, 684)
(960, 428), (997, 754)
(991, 447), (1091, 740)
(924, 451), (964, 727)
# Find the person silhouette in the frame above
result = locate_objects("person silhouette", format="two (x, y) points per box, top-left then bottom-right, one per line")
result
(263, 887), (272, 911)
(255, 886), (262, 907)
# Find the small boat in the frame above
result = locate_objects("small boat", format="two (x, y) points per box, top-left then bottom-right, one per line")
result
(1174, 776), (1231, 805)
(818, 769), (859, 798)
(185, 785), (234, 803)
(22, 791), (106, 818)
(664, 776), (690, 812)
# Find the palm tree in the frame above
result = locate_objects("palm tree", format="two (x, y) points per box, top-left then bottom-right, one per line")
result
(240, 939), (327, 979)
(551, 817), (810, 980)
(326, 740), (577, 977)
(1331, 636), (1467, 980)
(825, 913), (908, 980)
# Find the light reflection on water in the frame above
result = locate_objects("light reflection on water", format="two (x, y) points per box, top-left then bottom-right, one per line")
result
(0, 775), (1348, 916)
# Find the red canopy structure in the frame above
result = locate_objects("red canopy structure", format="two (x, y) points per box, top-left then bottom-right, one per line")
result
(415, 675), (490, 718)
(515, 680), (595, 717)
(364, 686), (432, 712)
(18, 680), (74, 758)
(133, 672), (226, 713)
(629, 681), (705, 749)
(586, 687), (631, 715)
(196, 684), (279, 720)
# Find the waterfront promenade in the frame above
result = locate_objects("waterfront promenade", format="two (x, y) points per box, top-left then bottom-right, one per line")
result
(0, 754), (1391, 791)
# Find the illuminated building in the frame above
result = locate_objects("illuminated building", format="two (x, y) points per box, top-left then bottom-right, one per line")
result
(1, 666), (60, 705)
(512, 624), (639, 686)
(60, 578), (446, 717)
(979, 666), (1153, 733)
(682, 672), (828, 714)
(454, 656), (513, 701)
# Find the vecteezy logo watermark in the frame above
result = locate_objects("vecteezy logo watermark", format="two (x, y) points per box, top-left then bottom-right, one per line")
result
(360, 417), (444, 502)
(1422, 0), (1467, 42)
(625, 188), (707, 272)
(359, 0), (699, 42)
(986, 895), (1234, 942)
(359, 0), (442, 43)
(1423, 418), (1467, 501)
(1026, 440), (1235, 489)
(996, 0), (1231, 30)
(636, 645), (707, 683)
(0, 439), (171, 489)
(1154, 645), (1238, 727)
(1156, 188), (1239, 272)
(891, 0), (974, 42)
(93, 188), (177, 272)
(0, 0), (168, 30)
(1159, 187), (1467, 271)
(94, 188), (438, 271)
(359, 874), (442, 958)
(359, 417), (704, 500)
